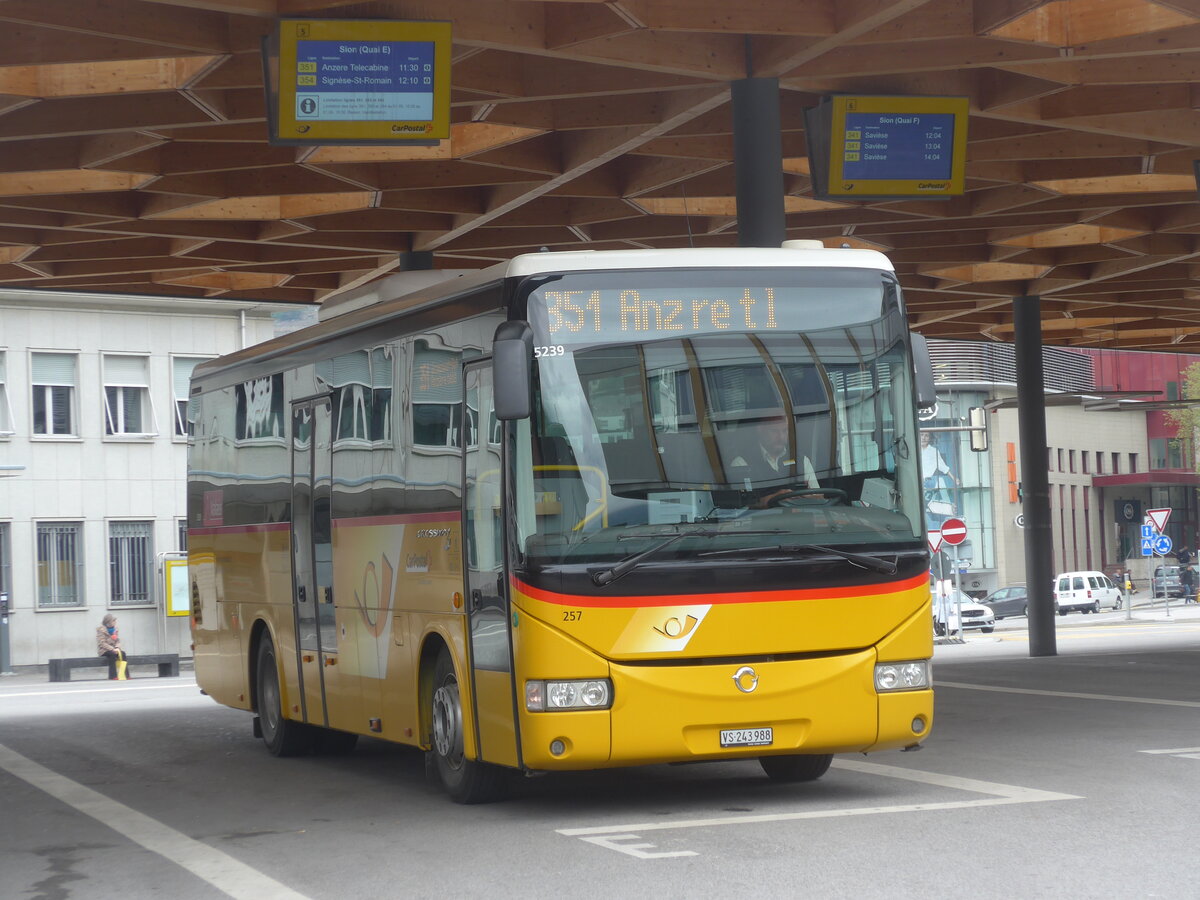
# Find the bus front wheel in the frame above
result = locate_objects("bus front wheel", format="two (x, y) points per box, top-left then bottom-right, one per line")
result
(759, 753), (833, 783)
(255, 635), (315, 757)
(426, 647), (509, 804)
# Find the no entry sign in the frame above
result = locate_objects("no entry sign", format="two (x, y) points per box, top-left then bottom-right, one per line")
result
(940, 517), (968, 546)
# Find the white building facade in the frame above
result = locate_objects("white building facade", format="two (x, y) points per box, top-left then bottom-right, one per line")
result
(0, 290), (310, 667)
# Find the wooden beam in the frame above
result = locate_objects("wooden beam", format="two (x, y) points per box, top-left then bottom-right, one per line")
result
(0, 0), (238, 52)
(415, 87), (728, 250)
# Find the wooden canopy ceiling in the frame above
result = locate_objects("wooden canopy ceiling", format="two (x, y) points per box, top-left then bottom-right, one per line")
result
(2, 0), (1200, 350)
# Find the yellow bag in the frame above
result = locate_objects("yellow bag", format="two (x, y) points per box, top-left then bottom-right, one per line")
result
(115, 651), (128, 681)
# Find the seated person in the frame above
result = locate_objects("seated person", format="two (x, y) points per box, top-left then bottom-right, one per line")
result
(729, 415), (821, 507)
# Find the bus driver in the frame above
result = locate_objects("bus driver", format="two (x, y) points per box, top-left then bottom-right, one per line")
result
(730, 415), (820, 506)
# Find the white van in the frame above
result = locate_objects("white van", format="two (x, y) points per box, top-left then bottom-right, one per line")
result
(1053, 571), (1124, 614)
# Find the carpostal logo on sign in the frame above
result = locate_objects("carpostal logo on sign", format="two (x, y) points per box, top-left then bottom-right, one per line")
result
(918, 182), (949, 190)
(391, 124), (434, 134)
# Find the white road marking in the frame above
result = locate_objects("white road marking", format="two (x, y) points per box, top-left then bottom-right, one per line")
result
(578, 835), (698, 858)
(0, 742), (311, 900)
(0, 683), (193, 699)
(938, 681), (1200, 708)
(1139, 747), (1200, 759)
(557, 758), (1081, 848)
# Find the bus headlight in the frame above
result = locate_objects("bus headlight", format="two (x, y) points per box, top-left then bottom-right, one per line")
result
(874, 660), (930, 692)
(525, 679), (613, 711)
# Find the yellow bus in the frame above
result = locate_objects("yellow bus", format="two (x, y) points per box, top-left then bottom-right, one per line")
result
(187, 245), (934, 803)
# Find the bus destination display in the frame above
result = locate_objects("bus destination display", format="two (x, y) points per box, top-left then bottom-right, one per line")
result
(543, 288), (783, 341)
(268, 19), (452, 145)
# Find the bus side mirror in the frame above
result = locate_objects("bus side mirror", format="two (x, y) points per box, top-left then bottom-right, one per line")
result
(493, 321), (534, 420)
(910, 332), (936, 412)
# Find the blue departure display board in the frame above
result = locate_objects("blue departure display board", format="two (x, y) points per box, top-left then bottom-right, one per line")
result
(805, 95), (968, 200)
(841, 112), (956, 181)
(295, 40), (436, 122)
(267, 19), (452, 146)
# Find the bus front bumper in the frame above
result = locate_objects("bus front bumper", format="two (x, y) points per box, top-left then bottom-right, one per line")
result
(519, 649), (933, 770)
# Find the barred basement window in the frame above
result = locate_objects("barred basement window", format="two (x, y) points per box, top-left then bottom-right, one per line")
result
(0, 522), (10, 601)
(36, 522), (84, 608)
(109, 521), (154, 606)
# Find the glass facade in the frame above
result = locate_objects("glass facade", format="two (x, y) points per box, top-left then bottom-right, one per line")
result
(921, 390), (993, 586)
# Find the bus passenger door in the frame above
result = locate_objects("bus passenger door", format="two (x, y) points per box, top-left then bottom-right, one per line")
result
(291, 398), (335, 727)
(462, 364), (520, 768)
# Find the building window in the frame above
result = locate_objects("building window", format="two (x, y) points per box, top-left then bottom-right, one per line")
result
(103, 354), (156, 436)
(1057, 448), (1064, 471)
(36, 522), (84, 607)
(0, 351), (12, 436)
(1082, 452), (1090, 474)
(1095, 451), (1103, 474)
(1167, 381), (1180, 402)
(1168, 441), (1183, 470)
(413, 342), (464, 448)
(318, 348), (393, 444)
(177, 519), (188, 551)
(109, 521), (153, 606)
(1129, 453), (1138, 474)
(1112, 452), (1120, 474)
(1150, 438), (1168, 470)
(31, 352), (77, 436)
(235, 374), (285, 442)
(173, 357), (205, 437)
(1069, 449), (1076, 473)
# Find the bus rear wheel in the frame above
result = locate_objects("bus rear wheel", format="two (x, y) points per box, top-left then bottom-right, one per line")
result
(255, 635), (316, 757)
(759, 753), (833, 783)
(426, 647), (509, 804)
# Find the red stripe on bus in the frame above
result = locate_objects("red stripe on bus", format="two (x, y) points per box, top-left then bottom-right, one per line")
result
(333, 512), (462, 528)
(188, 523), (291, 536)
(511, 571), (928, 608)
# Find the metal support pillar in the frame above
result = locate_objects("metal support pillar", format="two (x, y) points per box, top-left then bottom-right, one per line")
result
(1014, 295), (1057, 657)
(731, 76), (785, 248)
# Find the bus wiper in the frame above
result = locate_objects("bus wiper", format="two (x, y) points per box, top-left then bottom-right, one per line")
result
(592, 528), (780, 587)
(698, 543), (899, 574)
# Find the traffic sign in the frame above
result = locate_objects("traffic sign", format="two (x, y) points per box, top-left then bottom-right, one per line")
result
(940, 517), (968, 546)
(927, 530), (944, 554)
(1141, 538), (1155, 557)
(1141, 523), (1155, 539)
(1147, 507), (1171, 533)
(1153, 534), (1173, 556)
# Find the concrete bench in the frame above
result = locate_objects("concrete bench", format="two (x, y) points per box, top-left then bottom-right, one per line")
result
(48, 654), (180, 682)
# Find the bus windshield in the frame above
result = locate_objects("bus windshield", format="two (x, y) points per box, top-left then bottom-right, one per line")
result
(514, 266), (925, 570)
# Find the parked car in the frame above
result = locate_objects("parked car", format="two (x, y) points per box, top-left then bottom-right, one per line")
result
(933, 589), (996, 635)
(1053, 571), (1124, 614)
(980, 585), (1029, 619)
(1152, 565), (1184, 598)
